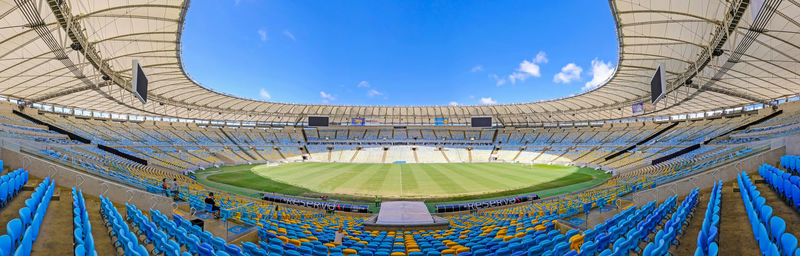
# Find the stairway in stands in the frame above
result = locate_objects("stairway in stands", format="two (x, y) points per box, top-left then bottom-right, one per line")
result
(218, 128), (259, 161)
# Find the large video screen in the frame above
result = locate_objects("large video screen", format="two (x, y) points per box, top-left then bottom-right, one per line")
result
(308, 116), (329, 127)
(650, 63), (665, 104)
(471, 117), (492, 128)
(132, 60), (148, 104)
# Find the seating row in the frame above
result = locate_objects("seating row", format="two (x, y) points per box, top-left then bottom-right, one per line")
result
(642, 188), (699, 256)
(780, 155), (799, 173)
(694, 180), (722, 256)
(100, 195), (149, 256)
(760, 163), (800, 211)
(737, 172), (798, 256)
(72, 188), (98, 256)
(0, 169), (28, 208)
(4, 176), (54, 256)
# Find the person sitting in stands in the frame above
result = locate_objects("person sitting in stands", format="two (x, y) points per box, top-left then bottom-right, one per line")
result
(161, 178), (169, 196)
(334, 227), (346, 244)
(205, 192), (221, 218)
(170, 178), (179, 198)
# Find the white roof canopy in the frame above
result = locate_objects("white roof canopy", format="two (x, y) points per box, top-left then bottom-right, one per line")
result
(1, 0), (798, 125)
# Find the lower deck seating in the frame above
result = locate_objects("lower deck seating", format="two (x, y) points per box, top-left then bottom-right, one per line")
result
(4, 176), (54, 256)
(737, 172), (799, 256)
(760, 163), (800, 212)
(0, 169), (27, 208)
(100, 195), (149, 256)
(642, 188), (699, 256)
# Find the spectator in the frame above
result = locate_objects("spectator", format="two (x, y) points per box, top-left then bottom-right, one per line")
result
(161, 178), (169, 196)
(334, 227), (346, 244)
(170, 178), (179, 197)
(205, 192), (221, 218)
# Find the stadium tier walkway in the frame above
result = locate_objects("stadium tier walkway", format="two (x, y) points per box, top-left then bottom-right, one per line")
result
(31, 184), (71, 254)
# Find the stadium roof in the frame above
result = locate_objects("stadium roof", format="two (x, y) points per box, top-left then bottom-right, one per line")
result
(1, 0), (799, 125)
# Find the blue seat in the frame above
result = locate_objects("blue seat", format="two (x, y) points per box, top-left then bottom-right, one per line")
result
(781, 233), (797, 256)
(770, 217), (786, 244)
(206, 203), (218, 213)
(198, 243), (215, 256)
(225, 244), (243, 256)
(578, 241), (596, 256)
(74, 244), (85, 256)
(6, 219), (21, 248)
(595, 233), (610, 252)
(760, 204), (772, 225)
(708, 242), (718, 256)
(697, 230), (708, 251)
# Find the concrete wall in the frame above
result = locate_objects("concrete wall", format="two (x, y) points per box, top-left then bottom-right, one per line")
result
(783, 135), (800, 156)
(0, 101), (14, 115)
(630, 145), (785, 207)
(1, 147), (174, 214)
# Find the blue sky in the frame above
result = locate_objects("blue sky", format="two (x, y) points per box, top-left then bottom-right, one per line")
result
(181, 0), (618, 106)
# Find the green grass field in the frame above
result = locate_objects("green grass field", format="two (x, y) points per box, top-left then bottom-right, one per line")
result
(196, 162), (610, 202)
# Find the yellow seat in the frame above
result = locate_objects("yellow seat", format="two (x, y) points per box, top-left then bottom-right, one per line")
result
(441, 249), (455, 255)
(456, 247), (470, 254)
(570, 234), (585, 251)
(343, 248), (358, 256)
(390, 252), (406, 256)
(277, 236), (289, 244)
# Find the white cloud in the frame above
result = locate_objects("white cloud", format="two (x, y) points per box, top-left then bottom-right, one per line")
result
(367, 89), (383, 98)
(553, 63), (583, 83)
(357, 81), (370, 88)
(448, 101), (459, 106)
(583, 58), (615, 91)
(257, 29), (267, 41)
(490, 74), (506, 86)
(283, 30), (296, 41)
(534, 51), (548, 64)
(259, 89), (271, 100)
(504, 51), (549, 85)
(320, 91), (336, 101)
(471, 65), (483, 72)
(480, 97), (497, 105)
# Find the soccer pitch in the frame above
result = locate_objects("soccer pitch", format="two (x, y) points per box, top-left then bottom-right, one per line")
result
(198, 162), (610, 202)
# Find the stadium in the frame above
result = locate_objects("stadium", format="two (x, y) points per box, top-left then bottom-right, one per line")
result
(1, 0), (800, 255)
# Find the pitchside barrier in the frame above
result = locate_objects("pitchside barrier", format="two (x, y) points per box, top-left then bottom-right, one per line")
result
(261, 193), (370, 213)
(435, 194), (540, 213)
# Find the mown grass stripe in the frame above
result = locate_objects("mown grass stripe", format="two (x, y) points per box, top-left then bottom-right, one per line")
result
(400, 164), (419, 196)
